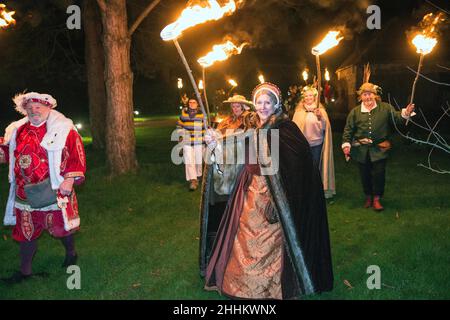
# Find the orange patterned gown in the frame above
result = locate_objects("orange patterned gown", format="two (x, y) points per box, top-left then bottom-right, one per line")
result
(205, 164), (283, 299)
(221, 173), (283, 299)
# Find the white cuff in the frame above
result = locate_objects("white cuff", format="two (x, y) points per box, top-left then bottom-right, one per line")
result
(341, 142), (351, 150)
(401, 108), (416, 119)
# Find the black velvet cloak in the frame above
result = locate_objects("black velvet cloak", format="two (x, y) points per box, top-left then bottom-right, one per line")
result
(199, 112), (333, 297)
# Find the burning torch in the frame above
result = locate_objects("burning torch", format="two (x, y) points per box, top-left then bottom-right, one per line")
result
(302, 69), (309, 85)
(198, 39), (248, 122)
(406, 12), (444, 125)
(311, 31), (343, 110)
(160, 1), (238, 129)
(0, 3), (15, 28)
(258, 74), (265, 84)
(227, 78), (238, 96)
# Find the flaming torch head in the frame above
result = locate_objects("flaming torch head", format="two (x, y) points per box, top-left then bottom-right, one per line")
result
(197, 40), (247, 68)
(412, 34), (437, 55)
(161, 1), (237, 41)
(228, 79), (238, 87)
(324, 68), (330, 81)
(410, 12), (445, 55)
(312, 31), (344, 55)
(0, 4), (16, 28)
(302, 70), (309, 82)
(258, 74), (265, 84)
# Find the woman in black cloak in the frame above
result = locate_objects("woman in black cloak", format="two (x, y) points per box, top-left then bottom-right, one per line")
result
(200, 82), (333, 299)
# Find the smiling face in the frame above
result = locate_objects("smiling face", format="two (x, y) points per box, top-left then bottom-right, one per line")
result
(360, 92), (376, 109)
(303, 90), (316, 106)
(25, 102), (51, 126)
(254, 91), (277, 123)
(231, 103), (244, 117)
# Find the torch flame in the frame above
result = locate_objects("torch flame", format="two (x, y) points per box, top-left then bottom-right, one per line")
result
(161, 1), (237, 41)
(258, 74), (265, 84)
(197, 40), (248, 68)
(324, 68), (330, 81)
(177, 78), (183, 89)
(409, 12), (445, 56)
(412, 34), (437, 55)
(312, 31), (344, 55)
(228, 79), (238, 87)
(0, 4), (15, 28)
(302, 70), (309, 82)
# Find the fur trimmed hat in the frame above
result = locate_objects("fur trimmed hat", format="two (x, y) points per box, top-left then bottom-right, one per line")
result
(13, 92), (57, 115)
(252, 82), (282, 109)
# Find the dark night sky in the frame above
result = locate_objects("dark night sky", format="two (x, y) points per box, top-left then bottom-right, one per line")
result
(0, 0), (449, 123)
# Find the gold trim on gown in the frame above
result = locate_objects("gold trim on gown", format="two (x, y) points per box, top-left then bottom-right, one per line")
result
(221, 174), (282, 299)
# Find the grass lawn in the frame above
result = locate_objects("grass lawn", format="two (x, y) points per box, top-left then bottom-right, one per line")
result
(0, 116), (449, 299)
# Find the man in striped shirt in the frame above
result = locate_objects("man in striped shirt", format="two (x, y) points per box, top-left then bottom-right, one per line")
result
(177, 97), (206, 191)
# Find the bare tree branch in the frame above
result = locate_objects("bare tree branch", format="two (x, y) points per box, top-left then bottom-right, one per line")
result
(388, 94), (450, 174)
(406, 66), (450, 86)
(437, 64), (450, 72)
(128, 0), (161, 37)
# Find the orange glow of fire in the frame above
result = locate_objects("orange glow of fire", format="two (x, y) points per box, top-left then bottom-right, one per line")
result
(312, 31), (343, 55)
(228, 79), (238, 87)
(324, 68), (330, 81)
(412, 34), (437, 55)
(258, 74), (265, 84)
(161, 1), (237, 41)
(197, 40), (247, 68)
(0, 4), (15, 28)
(302, 70), (308, 82)
(410, 12), (444, 55)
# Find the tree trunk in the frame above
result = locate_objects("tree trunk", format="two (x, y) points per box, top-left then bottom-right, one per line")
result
(98, 0), (137, 175)
(83, 0), (107, 150)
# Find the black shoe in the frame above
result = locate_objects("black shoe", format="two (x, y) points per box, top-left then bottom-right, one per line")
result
(1, 271), (32, 285)
(62, 254), (78, 268)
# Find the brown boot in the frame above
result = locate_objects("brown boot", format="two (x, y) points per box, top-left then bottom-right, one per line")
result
(364, 195), (372, 208)
(189, 179), (198, 191)
(372, 196), (384, 211)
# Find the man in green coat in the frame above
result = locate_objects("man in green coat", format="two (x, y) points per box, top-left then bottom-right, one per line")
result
(342, 82), (415, 211)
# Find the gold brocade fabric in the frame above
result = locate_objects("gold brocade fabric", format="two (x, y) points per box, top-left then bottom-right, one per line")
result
(222, 174), (283, 299)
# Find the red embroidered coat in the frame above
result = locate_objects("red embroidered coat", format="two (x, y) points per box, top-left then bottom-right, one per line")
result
(1, 121), (85, 233)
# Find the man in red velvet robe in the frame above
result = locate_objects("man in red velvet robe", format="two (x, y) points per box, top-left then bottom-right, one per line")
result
(0, 92), (86, 284)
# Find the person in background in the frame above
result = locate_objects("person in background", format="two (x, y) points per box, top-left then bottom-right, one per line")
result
(176, 96), (206, 191)
(342, 82), (415, 211)
(292, 86), (335, 198)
